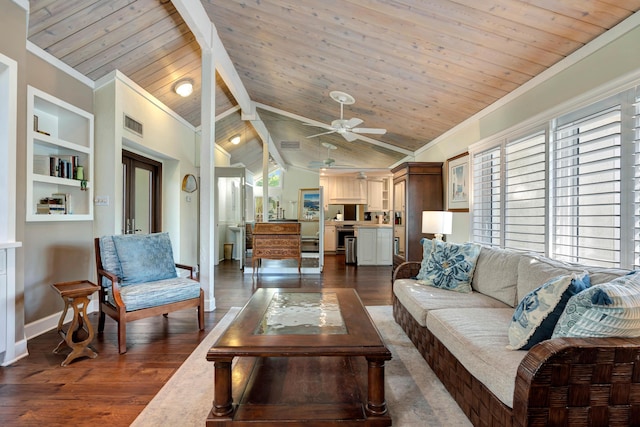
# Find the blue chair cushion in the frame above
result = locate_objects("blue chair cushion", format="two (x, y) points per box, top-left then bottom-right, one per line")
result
(112, 233), (178, 285)
(108, 277), (201, 312)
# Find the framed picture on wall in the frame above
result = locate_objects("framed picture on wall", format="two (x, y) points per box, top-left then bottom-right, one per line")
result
(446, 152), (469, 212)
(298, 188), (320, 221)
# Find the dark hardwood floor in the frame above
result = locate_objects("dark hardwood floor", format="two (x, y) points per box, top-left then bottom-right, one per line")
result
(0, 254), (393, 426)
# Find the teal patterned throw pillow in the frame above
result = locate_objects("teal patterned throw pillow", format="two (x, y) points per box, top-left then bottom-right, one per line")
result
(415, 238), (435, 280)
(416, 241), (481, 293)
(552, 271), (640, 339)
(507, 272), (590, 350)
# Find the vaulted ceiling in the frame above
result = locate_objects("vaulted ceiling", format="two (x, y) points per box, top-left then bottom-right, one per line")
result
(27, 0), (640, 174)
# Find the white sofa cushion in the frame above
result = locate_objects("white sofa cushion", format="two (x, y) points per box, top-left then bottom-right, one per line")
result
(427, 307), (527, 408)
(471, 246), (521, 307)
(393, 279), (510, 327)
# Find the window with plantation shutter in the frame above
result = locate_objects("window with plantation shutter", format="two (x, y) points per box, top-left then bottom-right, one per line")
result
(504, 131), (547, 253)
(551, 102), (622, 267)
(633, 91), (640, 269)
(471, 146), (501, 247)
(470, 86), (640, 269)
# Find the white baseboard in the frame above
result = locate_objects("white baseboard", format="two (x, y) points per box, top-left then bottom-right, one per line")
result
(25, 299), (98, 341)
(0, 337), (28, 366)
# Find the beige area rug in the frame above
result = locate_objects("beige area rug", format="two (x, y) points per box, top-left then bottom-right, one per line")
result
(131, 305), (471, 427)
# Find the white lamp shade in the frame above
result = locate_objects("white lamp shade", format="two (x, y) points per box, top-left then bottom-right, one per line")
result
(422, 211), (453, 235)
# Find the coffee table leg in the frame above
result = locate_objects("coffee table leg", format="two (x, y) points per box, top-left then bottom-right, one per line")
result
(366, 357), (388, 416)
(213, 358), (234, 417)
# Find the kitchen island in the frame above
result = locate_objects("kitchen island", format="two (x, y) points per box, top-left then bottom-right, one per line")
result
(354, 224), (393, 266)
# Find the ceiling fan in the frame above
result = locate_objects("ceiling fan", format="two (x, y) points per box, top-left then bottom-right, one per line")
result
(308, 142), (353, 169)
(306, 91), (386, 142)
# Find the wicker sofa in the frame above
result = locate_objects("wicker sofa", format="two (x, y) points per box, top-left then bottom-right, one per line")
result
(392, 245), (640, 427)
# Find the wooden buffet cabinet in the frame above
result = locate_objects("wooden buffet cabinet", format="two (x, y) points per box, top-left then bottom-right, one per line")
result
(391, 162), (443, 271)
(252, 222), (302, 275)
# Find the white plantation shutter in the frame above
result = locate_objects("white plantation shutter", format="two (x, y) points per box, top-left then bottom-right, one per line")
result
(633, 92), (640, 269)
(470, 86), (640, 269)
(504, 131), (547, 253)
(552, 103), (622, 267)
(471, 146), (501, 247)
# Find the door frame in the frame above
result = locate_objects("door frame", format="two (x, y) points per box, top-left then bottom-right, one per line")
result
(122, 150), (162, 234)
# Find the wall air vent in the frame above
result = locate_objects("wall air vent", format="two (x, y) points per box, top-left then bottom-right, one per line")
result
(123, 114), (143, 137)
(280, 140), (300, 150)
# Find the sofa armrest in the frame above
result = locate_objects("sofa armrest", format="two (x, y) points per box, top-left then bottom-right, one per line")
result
(513, 336), (640, 427)
(392, 261), (421, 282)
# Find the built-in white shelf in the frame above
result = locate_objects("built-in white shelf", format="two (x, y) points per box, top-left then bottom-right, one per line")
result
(26, 86), (94, 221)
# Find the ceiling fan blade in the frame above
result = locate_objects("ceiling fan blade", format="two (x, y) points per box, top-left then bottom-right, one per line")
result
(345, 117), (364, 128)
(342, 132), (359, 142)
(307, 129), (337, 138)
(303, 122), (333, 130)
(351, 127), (387, 135)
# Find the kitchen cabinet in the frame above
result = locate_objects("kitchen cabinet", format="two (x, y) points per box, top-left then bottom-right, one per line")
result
(391, 162), (443, 271)
(324, 176), (367, 204)
(366, 177), (390, 212)
(366, 179), (384, 211)
(356, 226), (392, 265)
(324, 224), (336, 252)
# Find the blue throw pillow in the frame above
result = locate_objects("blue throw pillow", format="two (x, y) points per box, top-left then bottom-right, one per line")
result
(416, 241), (481, 293)
(552, 271), (640, 339)
(507, 272), (590, 350)
(415, 238), (435, 280)
(112, 233), (178, 285)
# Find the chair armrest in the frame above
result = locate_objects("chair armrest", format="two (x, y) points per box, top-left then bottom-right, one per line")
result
(513, 336), (640, 427)
(175, 263), (195, 279)
(393, 261), (421, 282)
(97, 267), (125, 307)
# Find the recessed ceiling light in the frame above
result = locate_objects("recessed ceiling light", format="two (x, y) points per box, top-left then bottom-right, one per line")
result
(174, 79), (193, 97)
(229, 134), (241, 145)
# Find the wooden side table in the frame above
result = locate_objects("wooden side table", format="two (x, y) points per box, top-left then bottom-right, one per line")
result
(51, 280), (100, 366)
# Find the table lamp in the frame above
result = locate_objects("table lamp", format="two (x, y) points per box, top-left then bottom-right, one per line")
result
(422, 211), (453, 241)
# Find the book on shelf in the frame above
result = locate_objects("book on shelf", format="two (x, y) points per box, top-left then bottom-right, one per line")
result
(40, 155), (81, 179)
(52, 193), (71, 214)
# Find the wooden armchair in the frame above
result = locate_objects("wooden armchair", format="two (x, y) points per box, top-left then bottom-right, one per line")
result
(94, 233), (204, 354)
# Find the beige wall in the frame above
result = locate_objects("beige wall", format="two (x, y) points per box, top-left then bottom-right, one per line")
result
(0, 0), (96, 328)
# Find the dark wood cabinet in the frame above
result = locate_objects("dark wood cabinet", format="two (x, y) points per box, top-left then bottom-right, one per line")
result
(391, 162), (443, 271)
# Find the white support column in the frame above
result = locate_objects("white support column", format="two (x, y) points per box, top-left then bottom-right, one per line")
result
(263, 141), (269, 222)
(199, 47), (216, 311)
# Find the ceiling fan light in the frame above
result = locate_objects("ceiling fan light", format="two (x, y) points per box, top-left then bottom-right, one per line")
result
(229, 134), (241, 145)
(174, 79), (193, 97)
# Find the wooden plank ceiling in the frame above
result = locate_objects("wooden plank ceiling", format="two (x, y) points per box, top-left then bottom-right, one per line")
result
(27, 0), (640, 174)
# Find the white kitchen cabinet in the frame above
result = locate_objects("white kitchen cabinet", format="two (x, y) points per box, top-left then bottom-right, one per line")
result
(327, 176), (367, 204)
(356, 226), (392, 265)
(324, 225), (336, 251)
(367, 180), (384, 211)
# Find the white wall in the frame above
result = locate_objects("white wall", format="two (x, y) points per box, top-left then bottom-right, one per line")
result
(94, 71), (199, 265)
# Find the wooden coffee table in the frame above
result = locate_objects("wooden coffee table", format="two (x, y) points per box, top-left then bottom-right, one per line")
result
(206, 288), (392, 426)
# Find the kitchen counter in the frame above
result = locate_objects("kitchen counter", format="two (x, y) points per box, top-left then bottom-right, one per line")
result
(325, 220), (391, 227)
(353, 223), (392, 228)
